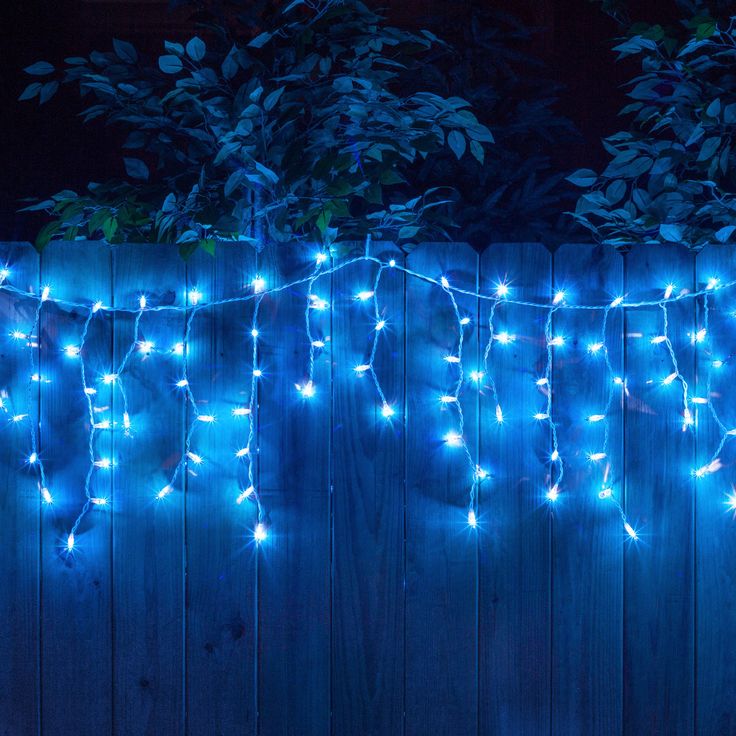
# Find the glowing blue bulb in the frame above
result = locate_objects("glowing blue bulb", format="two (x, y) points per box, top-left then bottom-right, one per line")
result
(712, 360), (724, 368)
(251, 328), (259, 338)
(94, 458), (112, 469)
(103, 373), (118, 385)
(690, 328), (706, 344)
(354, 364), (371, 374)
(312, 340), (325, 348)
(93, 420), (111, 430)
(187, 452), (204, 465)
(253, 369), (262, 377)
(494, 332), (515, 344)
(459, 317), (471, 325)
(139, 295), (147, 310)
(237, 486), (255, 504)
(469, 371), (484, 382)
(440, 395), (457, 404)
(550, 450), (559, 462)
(587, 452), (606, 462)
(316, 252), (328, 264)
(157, 485), (172, 499)
(440, 277), (450, 288)
(11, 330), (26, 341)
(252, 275), (266, 293)
(64, 344), (80, 358)
(495, 282), (509, 298)
(254, 523), (268, 543)
(0, 267), (10, 281)
(706, 277), (719, 290)
(495, 405), (504, 424)
(12, 414), (27, 423)
(197, 414), (216, 423)
(588, 342), (604, 355)
(235, 448), (249, 458)
(389, 259), (396, 268)
(355, 290), (374, 301)
(90, 497), (108, 506)
(309, 295), (329, 310)
(176, 379), (189, 388)
(651, 335), (667, 344)
(546, 484), (559, 502)
(28, 452), (37, 464)
(664, 284), (675, 299)
(587, 414), (605, 423)
(92, 300), (104, 313)
(553, 290), (566, 305)
(41, 286), (51, 302)
(66, 533), (75, 551)
(172, 342), (185, 356)
(138, 340), (155, 355)
(536, 377), (549, 386)
(599, 487), (612, 499)
(188, 289), (203, 305)
(232, 407), (251, 416)
(727, 492), (736, 512)
(375, 320), (386, 331)
(444, 355), (461, 364)
(662, 372), (678, 386)
(41, 488), (52, 505)
(381, 403), (395, 418)
(610, 296), (624, 308)
(548, 336), (565, 347)
(296, 381), (315, 398)
(624, 522), (638, 540)
(533, 412), (549, 421)
(444, 430), (463, 447)
(467, 509), (477, 528)
(123, 412), (131, 430)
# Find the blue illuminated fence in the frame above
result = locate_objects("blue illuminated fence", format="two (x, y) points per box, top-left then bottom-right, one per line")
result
(1, 239), (735, 735)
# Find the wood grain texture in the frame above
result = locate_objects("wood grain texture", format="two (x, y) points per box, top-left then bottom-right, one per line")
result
(257, 244), (331, 736)
(695, 247), (736, 736)
(405, 242), (478, 735)
(185, 245), (257, 735)
(624, 245), (695, 734)
(0, 244), (40, 736)
(478, 243), (551, 734)
(111, 244), (185, 733)
(331, 243), (405, 735)
(40, 241), (113, 736)
(551, 243), (623, 735)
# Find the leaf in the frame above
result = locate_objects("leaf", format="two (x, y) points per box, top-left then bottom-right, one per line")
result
(124, 157), (150, 181)
(469, 139), (484, 164)
(18, 82), (42, 101)
(158, 55), (183, 74)
(715, 226), (736, 243)
(447, 130), (466, 160)
(698, 137), (720, 162)
(224, 169), (245, 197)
(659, 223), (683, 242)
(24, 61), (54, 76)
(248, 32), (272, 48)
(332, 77), (353, 93)
(398, 225), (420, 240)
(186, 37), (206, 62)
(315, 209), (332, 233)
(38, 81), (59, 105)
(35, 221), (61, 251)
(199, 238), (216, 255)
(566, 169), (598, 187)
(164, 41), (184, 55)
(254, 161), (279, 185)
(263, 86), (284, 111)
(101, 217), (118, 242)
(113, 38), (138, 63)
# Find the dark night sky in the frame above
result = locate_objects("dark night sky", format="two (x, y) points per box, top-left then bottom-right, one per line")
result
(0, 0), (681, 240)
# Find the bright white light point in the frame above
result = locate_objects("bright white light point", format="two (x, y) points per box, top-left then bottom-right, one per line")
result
(470, 371), (484, 382)
(157, 485), (172, 499)
(713, 360), (724, 368)
(494, 405), (504, 424)
(64, 345), (80, 358)
(683, 408), (694, 426)
(381, 403), (395, 418)
(66, 533), (75, 551)
(375, 320), (386, 331)
(139, 295), (147, 310)
(550, 450), (559, 462)
(232, 407), (251, 416)
(235, 448), (249, 458)
(588, 414), (605, 422)
(309, 295), (329, 310)
(11, 330), (26, 340)
(90, 497), (108, 506)
(651, 335), (667, 344)
(187, 452), (203, 465)
(549, 336), (565, 347)
(355, 290), (374, 301)
(254, 523), (268, 543)
(123, 412), (131, 429)
(599, 487), (612, 499)
(459, 317), (471, 325)
(252, 275), (266, 293)
(536, 377), (549, 386)
(533, 412), (549, 420)
(692, 328), (706, 343)
(707, 277), (719, 290)
(94, 458), (112, 469)
(251, 328), (259, 338)
(253, 369), (262, 377)
(444, 355), (461, 363)
(316, 252), (328, 264)
(93, 420), (110, 430)
(354, 364), (371, 374)
(547, 484), (559, 502)
(103, 373), (118, 384)
(440, 395), (457, 404)
(28, 453), (37, 464)
(476, 466), (489, 480)
(31, 373), (41, 382)
(197, 414), (216, 423)
(12, 414), (27, 423)
(188, 289), (203, 305)
(664, 284), (675, 299)
(176, 379), (188, 388)
(496, 283), (509, 298)
(610, 296), (624, 307)
(172, 342), (185, 356)
(300, 381), (316, 398)
(553, 290), (565, 305)
(389, 259), (396, 267)
(662, 372), (678, 385)
(613, 376), (624, 385)
(138, 341), (155, 355)
(467, 509), (477, 528)
(588, 452), (607, 461)
(727, 492), (736, 511)
(41, 286), (51, 302)
(312, 340), (325, 348)
(440, 277), (449, 288)
(624, 523), (638, 540)
(41, 488), (52, 504)
(444, 431), (463, 447)
(495, 332), (515, 344)
(93, 301), (104, 313)
(237, 486), (255, 504)
(0, 268), (9, 281)
(689, 397), (707, 405)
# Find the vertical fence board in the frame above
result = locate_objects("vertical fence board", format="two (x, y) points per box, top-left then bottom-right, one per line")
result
(112, 244), (185, 733)
(695, 246), (736, 734)
(257, 244), (331, 736)
(478, 242), (551, 734)
(40, 242), (113, 735)
(405, 242), (478, 735)
(331, 244), (405, 735)
(186, 245), (257, 735)
(0, 244), (40, 735)
(624, 245), (695, 734)
(551, 243), (623, 735)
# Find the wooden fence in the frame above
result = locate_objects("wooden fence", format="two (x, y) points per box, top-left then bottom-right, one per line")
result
(0, 240), (734, 736)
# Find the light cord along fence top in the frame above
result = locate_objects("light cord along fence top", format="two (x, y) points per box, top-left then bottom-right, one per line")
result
(0, 250), (733, 555)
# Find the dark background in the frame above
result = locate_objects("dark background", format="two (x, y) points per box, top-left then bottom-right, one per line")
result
(0, 0), (681, 239)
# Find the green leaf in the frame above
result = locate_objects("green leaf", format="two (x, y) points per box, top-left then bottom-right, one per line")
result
(24, 61), (54, 76)
(124, 157), (150, 181)
(35, 221), (61, 251)
(566, 169), (598, 187)
(315, 209), (332, 233)
(113, 39), (138, 63)
(186, 37), (206, 62)
(199, 237), (216, 255)
(101, 217), (118, 241)
(158, 55), (183, 74)
(447, 130), (466, 160)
